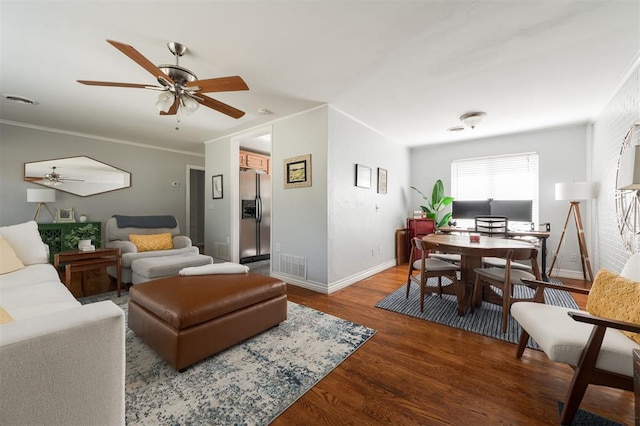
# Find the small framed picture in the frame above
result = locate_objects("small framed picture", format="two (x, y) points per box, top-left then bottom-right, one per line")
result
(212, 174), (223, 199)
(355, 164), (372, 188)
(284, 154), (312, 188)
(55, 207), (75, 222)
(377, 168), (388, 194)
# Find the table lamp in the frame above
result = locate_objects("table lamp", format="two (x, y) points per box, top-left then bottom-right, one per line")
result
(547, 181), (594, 281)
(27, 188), (56, 222)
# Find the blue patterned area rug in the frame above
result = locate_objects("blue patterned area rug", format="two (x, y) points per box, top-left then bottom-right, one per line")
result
(558, 401), (621, 425)
(81, 293), (376, 425)
(375, 279), (579, 348)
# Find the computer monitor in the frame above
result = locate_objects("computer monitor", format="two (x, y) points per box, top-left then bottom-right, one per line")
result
(451, 200), (491, 219)
(489, 200), (533, 222)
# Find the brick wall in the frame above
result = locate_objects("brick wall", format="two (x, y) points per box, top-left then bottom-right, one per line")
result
(592, 63), (640, 273)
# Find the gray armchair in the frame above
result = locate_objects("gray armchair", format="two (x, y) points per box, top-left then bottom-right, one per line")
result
(105, 215), (198, 284)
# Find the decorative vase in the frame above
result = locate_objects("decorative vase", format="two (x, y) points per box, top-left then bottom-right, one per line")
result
(79, 214), (87, 223)
(78, 239), (92, 249)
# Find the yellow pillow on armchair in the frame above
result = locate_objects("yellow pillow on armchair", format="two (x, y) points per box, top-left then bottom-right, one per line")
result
(129, 233), (174, 252)
(586, 268), (640, 344)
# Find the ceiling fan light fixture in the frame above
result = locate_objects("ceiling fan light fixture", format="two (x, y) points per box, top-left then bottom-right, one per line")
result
(156, 92), (175, 113)
(460, 111), (487, 129)
(182, 95), (199, 115)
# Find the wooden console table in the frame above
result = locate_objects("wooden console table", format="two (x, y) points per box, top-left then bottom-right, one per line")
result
(54, 248), (121, 297)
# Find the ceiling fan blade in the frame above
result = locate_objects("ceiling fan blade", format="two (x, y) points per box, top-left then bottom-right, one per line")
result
(186, 76), (249, 93)
(106, 39), (175, 85)
(196, 94), (245, 119)
(159, 98), (180, 116)
(77, 80), (161, 89)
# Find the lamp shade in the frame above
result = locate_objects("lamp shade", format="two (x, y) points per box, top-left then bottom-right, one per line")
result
(27, 188), (56, 203)
(555, 182), (594, 201)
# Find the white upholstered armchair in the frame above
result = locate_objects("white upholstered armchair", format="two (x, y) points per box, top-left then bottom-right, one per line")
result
(511, 253), (640, 425)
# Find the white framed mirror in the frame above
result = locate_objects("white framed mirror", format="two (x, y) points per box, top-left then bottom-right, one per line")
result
(25, 156), (131, 197)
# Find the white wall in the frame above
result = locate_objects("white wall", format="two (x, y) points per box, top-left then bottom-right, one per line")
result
(592, 62), (640, 272)
(409, 124), (590, 277)
(326, 107), (410, 289)
(0, 123), (204, 232)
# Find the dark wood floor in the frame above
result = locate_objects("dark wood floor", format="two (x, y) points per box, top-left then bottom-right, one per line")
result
(69, 265), (634, 425)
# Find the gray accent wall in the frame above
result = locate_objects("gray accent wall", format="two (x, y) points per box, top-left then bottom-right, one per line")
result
(0, 123), (204, 235)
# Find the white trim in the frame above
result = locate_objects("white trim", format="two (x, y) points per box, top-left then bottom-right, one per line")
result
(0, 119), (205, 157)
(278, 260), (396, 295)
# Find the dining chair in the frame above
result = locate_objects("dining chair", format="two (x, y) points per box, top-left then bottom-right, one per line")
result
(406, 238), (461, 312)
(475, 215), (533, 272)
(471, 246), (541, 333)
(511, 254), (640, 425)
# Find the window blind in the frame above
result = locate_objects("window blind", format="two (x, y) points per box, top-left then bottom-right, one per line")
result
(451, 152), (539, 226)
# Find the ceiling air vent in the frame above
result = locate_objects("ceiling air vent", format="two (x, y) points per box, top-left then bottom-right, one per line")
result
(3, 94), (39, 105)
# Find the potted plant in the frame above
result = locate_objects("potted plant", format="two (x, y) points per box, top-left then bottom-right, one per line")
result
(63, 223), (100, 249)
(411, 179), (454, 228)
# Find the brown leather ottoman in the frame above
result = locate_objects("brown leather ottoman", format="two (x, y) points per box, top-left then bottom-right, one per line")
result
(128, 273), (287, 371)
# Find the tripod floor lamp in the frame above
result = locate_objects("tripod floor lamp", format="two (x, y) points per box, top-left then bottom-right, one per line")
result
(547, 181), (595, 282)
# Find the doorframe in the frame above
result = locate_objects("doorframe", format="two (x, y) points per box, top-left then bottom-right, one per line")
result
(185, 164), (205, 245)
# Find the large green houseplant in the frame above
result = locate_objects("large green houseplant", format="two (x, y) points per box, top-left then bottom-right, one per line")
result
(411, 179), (454, 228)
(63, 223), (101, 249)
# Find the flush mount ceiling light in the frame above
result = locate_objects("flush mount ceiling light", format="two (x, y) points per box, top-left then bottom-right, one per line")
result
(3, 94), (39, 105)
(257, 108), (273, 115)
(460, 111), (487, 129)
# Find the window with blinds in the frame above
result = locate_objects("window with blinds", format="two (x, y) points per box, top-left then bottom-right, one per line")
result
(450, 152), (539, 228)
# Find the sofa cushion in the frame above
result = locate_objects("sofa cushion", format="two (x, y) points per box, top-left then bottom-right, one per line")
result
(0, 236), (25, 275)
(587, 268), (640, 344)
(129, 233), (174, 252)
(0, 280), (80, 321)
(0, 221), (48, 266)
(0, 263), (61, 291)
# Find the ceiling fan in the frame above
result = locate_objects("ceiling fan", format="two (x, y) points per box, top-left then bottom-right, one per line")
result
(77, 39), (249, 119)
(42, 166), (84, 185)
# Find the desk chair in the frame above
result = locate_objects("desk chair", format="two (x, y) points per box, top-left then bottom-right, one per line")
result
(512, 254), (640, 425)
(472, 246), (541, 333)
(406, 238), (461, 312)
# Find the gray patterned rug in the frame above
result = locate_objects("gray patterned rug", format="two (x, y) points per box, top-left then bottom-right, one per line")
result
(375, 278), (579, 348)
(81, 293), (375, 425)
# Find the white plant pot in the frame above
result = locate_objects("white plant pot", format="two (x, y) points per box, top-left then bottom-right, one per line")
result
(78, 239), (92, 249)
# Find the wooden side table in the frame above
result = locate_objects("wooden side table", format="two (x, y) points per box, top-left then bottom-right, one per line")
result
(54, 248), (121, 297)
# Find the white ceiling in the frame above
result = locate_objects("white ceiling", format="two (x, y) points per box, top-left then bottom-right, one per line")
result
(1, 1), (638, 155)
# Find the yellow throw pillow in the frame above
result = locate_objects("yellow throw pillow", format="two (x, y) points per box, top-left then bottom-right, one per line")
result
(587, 268), (640, 344)
(0, 307), (14, 324)
(129, 233), (174, 252)
(0, 235), (25, 275)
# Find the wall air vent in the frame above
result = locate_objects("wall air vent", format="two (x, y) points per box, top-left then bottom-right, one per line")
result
(3, 94), (39, 105)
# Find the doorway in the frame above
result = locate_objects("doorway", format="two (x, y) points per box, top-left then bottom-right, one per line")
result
(187, 165), (205, 249)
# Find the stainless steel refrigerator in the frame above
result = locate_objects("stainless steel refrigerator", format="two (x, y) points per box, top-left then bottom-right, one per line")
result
(240, 171), (271, 263)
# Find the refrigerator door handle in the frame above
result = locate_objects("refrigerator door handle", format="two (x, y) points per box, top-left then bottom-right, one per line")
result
(256, 195), (262, 222)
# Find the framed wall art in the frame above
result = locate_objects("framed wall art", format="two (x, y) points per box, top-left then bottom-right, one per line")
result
(377, 168), (388, 194)
(355, 164), (372, 188)
(284, 154), (312, 188)
(212, 174), (223, 199)
(55, 207), (75, 223)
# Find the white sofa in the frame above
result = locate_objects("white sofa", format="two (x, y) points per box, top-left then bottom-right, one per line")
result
(105, 215), (200, 284)
(0, 220), (125, 425)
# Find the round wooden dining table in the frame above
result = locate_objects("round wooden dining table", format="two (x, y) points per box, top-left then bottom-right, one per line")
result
(422, 233), (538, 315)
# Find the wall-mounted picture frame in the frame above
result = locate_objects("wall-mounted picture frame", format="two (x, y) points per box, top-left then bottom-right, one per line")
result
(284, 154), (312, 188)
(355, 164), (372, 188)
(55, 207), (75, 223)
(377, 168), (388, 194)
(212, 174), (223, 199)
